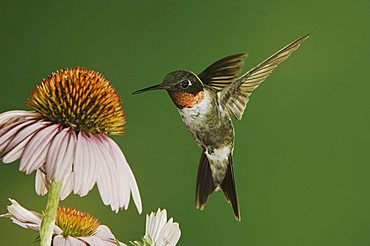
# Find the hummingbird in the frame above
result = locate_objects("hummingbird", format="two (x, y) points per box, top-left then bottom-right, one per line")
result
(133, 34), (309, 220)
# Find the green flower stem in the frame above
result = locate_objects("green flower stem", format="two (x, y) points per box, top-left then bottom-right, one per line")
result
(40, 180), (62, 246)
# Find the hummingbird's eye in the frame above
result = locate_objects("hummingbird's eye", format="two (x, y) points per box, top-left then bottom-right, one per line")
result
(179, 80), (191, 89)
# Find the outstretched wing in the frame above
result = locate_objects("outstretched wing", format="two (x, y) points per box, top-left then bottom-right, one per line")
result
(198, 53), (247, 90)
(220, 34), (309, 120)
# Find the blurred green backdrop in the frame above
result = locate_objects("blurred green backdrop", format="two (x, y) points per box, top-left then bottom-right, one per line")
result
(1, 0), (370, 245)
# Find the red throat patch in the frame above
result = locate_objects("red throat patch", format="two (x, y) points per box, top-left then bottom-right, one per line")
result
(170, 91), (205, 109)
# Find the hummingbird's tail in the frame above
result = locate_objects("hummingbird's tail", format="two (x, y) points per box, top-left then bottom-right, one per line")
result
(221, 155), (240, 221)
(195, 151), (215, 210)
(195, 151), (240, 221)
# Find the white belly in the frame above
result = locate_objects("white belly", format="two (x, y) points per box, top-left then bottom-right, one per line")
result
(206, 146), (231, 185)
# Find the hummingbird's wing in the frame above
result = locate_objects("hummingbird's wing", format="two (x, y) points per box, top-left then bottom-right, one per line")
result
(198, 53), (247, 90)
(220, 34), (309, 120)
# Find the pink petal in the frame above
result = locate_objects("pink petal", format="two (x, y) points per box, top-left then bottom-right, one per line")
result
(53, 235), (85, 246)
(95, 134), (142, 212)
(2, 133), (35, 163)
(0, 119), (31, 139)
(1, 199), (63, 235)
(3, 120), (46, 154)
(157, 219), (181, 246)
(0, 110), (39, 126)
(145, 209), (167, 243)
(78, 236), (105, 246)
(34, 169), (74, 200)
(82, 136), (99, 195)
(95, 225), (126, 246)
(73, 133), (98, 196)
(0, 120), (33, 154)
(60, 171), (74, 200)
(4, 199), (42, 228)
(95, 141), (116, 209)
(95, 225), (116, 241)
(20, 124), (61, 174)
(35, 169), (48, 196)
(0, 121), (21, 140)
(96, 136), (130, 212)
(101, 138), (128, 209)
(73, 132), (88, 195)
(120, 153), (142, 213)
(46, 128), (76, 181)
(102, 135), (142, 213)
(102, 241), (126, 246)
(144, 209), (181, 246)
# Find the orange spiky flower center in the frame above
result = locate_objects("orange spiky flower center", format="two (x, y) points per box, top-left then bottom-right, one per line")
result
(55, 207), (100, 237)
(27, 67), (125, 135)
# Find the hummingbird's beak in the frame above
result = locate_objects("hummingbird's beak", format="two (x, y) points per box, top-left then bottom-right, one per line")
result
(132, 83), (167, 95)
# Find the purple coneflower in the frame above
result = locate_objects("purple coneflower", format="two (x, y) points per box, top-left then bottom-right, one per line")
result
(1, 199), (126, 245)
(0, 68), (142, 213)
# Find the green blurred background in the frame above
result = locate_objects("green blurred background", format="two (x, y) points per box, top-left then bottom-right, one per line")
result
(1, 0), (370, 245)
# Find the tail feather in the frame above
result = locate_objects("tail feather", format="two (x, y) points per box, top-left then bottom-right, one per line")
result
(195, 151), (241, 220)
(220, 154), (240, 221)
(195, 151), (215, 210)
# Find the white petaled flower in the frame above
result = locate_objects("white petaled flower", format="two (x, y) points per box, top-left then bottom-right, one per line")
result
(0, 68), (142, 213)
(134, 208), (181, 246)
(0, 199), (126, 245)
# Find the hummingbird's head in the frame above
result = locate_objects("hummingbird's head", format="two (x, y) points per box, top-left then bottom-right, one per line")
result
(133, 70), (205, 109)
(162, 70), (203, 93)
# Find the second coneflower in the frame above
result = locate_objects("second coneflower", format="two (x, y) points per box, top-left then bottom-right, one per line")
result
(1, 199), (126, 245)
(0, 67), (142, 213)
